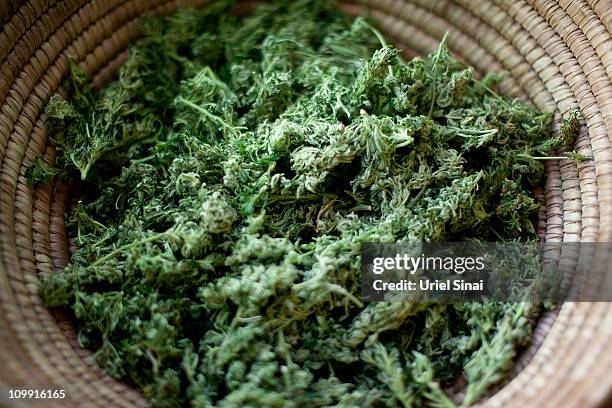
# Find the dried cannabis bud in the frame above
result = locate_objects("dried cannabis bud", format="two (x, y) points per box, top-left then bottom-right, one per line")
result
(25, 156), (63, 185)
(39, 1), (579, 407)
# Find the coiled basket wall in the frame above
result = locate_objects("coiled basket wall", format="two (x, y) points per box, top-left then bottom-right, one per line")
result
(1, 0), (611, 407)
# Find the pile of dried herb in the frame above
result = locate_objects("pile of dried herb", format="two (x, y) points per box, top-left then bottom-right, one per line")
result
(37, 1), (580, 407)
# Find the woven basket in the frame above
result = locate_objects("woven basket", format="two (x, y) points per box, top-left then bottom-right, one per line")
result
(1, 0), (612, 407)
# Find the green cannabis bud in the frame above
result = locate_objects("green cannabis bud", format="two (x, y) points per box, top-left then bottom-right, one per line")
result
(200, 192), (238, 234)
(40, 1), (580, 407)
(25, 157), (62, 185)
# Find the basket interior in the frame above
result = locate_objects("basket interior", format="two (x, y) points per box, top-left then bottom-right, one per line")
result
(1, 1), (612, 407)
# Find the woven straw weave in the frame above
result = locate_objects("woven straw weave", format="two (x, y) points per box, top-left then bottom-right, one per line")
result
(1, 0), (611, 407)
